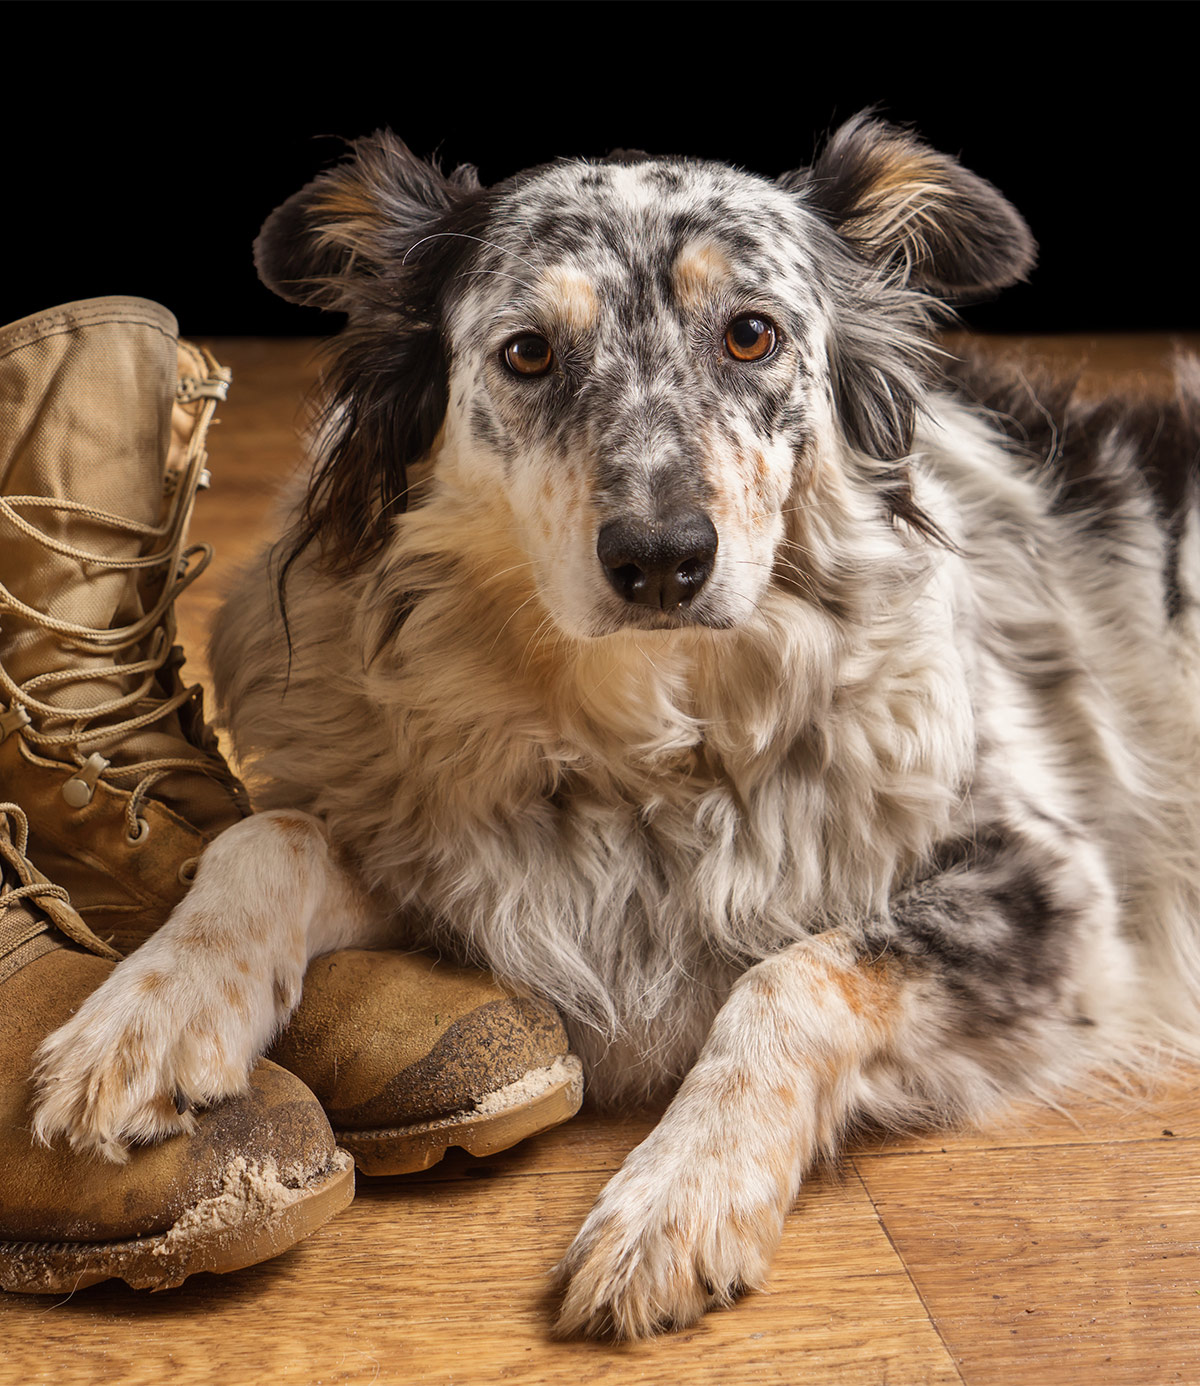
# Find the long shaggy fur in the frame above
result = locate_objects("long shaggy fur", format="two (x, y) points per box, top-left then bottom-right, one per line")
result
(32, 114), (1200, 1339)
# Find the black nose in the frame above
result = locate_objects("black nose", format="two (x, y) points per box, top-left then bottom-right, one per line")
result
(596, 511), (718, 610)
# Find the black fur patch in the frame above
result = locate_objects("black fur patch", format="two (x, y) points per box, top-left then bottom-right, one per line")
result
(951, 349), (1200, 616)
(869, 822), (1077, 1031)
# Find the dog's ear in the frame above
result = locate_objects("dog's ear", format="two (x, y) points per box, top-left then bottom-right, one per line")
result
(778, 116), (1034, 465)
(789, 114), (1036, 298)
(255, 132), (481, 311)
(261, 136), (487, 589)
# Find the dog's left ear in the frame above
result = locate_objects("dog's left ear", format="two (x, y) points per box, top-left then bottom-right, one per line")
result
(778, 117), (1035, 465)
(786, 114), (1036, 298)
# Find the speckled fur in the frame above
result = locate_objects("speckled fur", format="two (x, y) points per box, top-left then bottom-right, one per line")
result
(32, 117), (1200, 1338)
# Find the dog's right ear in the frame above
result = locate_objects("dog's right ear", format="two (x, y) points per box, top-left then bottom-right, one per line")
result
(262, 137), (487, 595)
(255, 132), (481, 312)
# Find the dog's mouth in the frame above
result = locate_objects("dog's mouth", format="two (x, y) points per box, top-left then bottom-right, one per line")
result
(594, 600), (737, 636)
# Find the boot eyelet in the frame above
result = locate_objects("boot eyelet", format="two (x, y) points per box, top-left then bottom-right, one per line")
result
(125, 817), (151, 845)
(178, 856), (199, 884)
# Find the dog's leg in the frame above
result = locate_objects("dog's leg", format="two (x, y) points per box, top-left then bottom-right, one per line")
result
(555, 816), (1123, 1339)
(31, 811), (384, 1162)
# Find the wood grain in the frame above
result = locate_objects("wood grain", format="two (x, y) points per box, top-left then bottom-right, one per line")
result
(854, 1137), (1200, 1383)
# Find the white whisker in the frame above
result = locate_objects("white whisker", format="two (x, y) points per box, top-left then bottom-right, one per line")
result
(402, 231), (543, 277)
(488, 589), (546, 656)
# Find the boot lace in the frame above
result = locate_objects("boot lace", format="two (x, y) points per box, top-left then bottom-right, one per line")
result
(0, 360), (235, 839)
(0, 801), (70, 914)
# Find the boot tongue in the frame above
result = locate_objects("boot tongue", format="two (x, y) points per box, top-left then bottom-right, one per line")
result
(0, 299), (242, 837)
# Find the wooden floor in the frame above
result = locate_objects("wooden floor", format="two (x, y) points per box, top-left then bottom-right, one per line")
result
(3, 334), (1200, 1385)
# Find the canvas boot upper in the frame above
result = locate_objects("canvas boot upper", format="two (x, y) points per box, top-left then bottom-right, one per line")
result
(0, 298), (248, 953)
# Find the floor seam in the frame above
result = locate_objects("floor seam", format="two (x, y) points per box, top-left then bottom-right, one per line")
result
(848, 1155), (969, 1386)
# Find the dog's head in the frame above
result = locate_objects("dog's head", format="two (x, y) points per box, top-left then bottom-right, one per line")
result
(258, 117), (1033, 639)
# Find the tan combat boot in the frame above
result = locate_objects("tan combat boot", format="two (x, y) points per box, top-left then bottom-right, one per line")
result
(0, 801), (354, 1292)
(0, 299), (582, 1175)
(0, 297), (248, 955)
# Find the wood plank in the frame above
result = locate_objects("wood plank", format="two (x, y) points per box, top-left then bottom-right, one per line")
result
(942, 330), (1200, 394)
(0, 1124), (960, 1386)
(855, 1140), (1200, 1384)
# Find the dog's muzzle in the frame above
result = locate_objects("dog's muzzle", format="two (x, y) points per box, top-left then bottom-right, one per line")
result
(596, 510), (718, 611)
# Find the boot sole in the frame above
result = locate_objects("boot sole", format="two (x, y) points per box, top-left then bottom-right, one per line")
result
(0, 1148), (354, 1294)
(337, 1055), (584, 1176)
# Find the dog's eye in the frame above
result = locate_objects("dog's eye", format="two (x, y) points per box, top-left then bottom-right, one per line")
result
(724, 315), (777, 363)
(503, 333), (555, 377)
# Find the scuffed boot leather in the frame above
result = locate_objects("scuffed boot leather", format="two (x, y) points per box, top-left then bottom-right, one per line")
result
(0, 801), (353, 1293)
(271, 951), (583, 1175)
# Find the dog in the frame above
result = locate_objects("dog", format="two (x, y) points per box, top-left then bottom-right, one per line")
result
(31, 114), (1200, 1338)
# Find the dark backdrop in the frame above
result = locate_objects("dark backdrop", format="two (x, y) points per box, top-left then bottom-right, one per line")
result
(7, 3), (1192, 338)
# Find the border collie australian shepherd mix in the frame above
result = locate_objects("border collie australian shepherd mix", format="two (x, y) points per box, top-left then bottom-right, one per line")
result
(32, 115), (1200, 1338)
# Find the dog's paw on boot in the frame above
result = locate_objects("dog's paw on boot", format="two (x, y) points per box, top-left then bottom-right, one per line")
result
(0, 802), (353, 1293)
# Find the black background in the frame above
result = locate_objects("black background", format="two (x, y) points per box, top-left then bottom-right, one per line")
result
(6, 3), (1193, 338)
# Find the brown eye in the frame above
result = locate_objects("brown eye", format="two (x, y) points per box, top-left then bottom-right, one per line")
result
(724, 315), (777, 363)
(503, 333), (554, 377)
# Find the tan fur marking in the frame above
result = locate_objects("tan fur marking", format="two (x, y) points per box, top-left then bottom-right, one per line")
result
(273, 814), (318, 856)
(221, 978), (248, 1010)
(845, 144), (951, 252)
(673, 242), (732, 313)
(137, 971), (171, 999)
(827, 956), (899, 1024)
(539, 267), (600, 332)
(869, 146), (947, 198)
(770, 1079), (798, 1110)
(174, 913), (219, 950)
(728, 1207), (784, 1279)
(186, 1008), (217, 1038)
(539, 473), (562, 510)
(238, 912), (276, 946)
(749, 970), (779, 1003)
(751, 451), (772, 509)
(118, 1039), (147, 1073)
(313, 180), (376, 224)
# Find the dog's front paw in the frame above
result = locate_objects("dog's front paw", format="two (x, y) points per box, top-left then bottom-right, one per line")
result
(31, 950), (257, 1164)
(553, 1140), (789, 1339)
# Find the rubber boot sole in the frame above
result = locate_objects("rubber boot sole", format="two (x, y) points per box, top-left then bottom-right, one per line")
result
(0, 1148), (354, 1293)
(338, 1055), (584, 1176)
